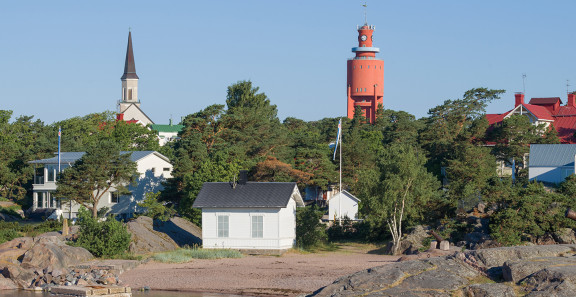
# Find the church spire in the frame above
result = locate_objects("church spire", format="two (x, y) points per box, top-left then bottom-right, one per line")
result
(121, 31), (139, 80)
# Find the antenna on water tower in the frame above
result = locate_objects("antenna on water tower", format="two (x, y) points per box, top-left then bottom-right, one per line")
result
(363, 2), (368, 25)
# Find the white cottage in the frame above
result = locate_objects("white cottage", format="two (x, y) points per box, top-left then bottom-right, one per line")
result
(529, 144), (576, 184)
(193, 180), (304, 251)
(29, 151), (172, 219)
(328, 190), (360, 221)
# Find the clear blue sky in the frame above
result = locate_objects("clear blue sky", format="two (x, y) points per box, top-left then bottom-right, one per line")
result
(1, 1), (575, 124)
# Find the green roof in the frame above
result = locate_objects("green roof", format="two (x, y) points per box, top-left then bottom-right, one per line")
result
(150, 124), (184, 133)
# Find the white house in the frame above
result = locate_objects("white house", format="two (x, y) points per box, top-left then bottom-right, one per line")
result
(29, 151), (172, 219)
(328, 190), (360, 221)
(529, 144), (576, 184)
(193, 178), (304, 251)
(150, 121), (184, 146)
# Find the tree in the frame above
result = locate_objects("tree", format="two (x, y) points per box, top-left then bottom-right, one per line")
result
(137, 191), (176, 221)
(0, 110), (52, 202)
(252, 156), (312, 184)
(55, 140), (137, 218)
(420, 88), (505, 177)
(362, 143), (440, 255)
(490, 115), (559, 174)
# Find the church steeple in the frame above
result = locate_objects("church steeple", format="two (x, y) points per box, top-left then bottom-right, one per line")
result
(119, 31), (139, 107)
(121, 31), (139, 80)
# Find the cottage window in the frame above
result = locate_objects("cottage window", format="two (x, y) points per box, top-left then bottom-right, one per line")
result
(218, 215), (229, 238)
(111, 192), (120, 204)
(251, 215), (263, 238)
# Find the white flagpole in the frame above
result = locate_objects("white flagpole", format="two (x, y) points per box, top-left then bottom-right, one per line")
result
(339, 119), (342, 226)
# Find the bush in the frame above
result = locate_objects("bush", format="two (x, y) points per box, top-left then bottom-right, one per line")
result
(0, 222), (20, 244)
(0, 220), (62, 244)
(72, 207), (131, 257)
(489, 182), (576, 246)
(138, 192), (176, 221)
(296, 206), (327, 250)
(326, 217), (371, 242)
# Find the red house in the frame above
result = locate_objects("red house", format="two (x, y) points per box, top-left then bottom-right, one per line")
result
(486, 92), (576, 144)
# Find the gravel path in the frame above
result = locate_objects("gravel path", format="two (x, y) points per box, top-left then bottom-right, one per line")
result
(119, 246), (400, 296)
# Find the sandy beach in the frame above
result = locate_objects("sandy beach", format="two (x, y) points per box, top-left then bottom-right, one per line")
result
(119, 245), (400, 296)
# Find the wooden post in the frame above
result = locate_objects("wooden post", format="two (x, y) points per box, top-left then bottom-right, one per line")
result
(62, 218), (69, 236)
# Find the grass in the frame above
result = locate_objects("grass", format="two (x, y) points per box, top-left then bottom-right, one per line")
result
(153, 247), (243, 263)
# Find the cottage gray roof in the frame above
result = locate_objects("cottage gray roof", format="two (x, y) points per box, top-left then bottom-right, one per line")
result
(29, 151), (168, 164)
(193, 182), (304, 208)
(529, 144), (576, 167)
(329, 190), (361, 202)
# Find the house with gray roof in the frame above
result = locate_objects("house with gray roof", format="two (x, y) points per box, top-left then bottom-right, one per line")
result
(29, 151), (172, 219)
(328, 190), (360, 221)
(193, 174), (304, 251)
(529, 144), (576, 184)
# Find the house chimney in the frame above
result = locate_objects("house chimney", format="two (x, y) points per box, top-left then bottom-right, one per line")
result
(568, 93), (576, 107)
(238, 170), (248, 185)
(515, 92), (524, 107)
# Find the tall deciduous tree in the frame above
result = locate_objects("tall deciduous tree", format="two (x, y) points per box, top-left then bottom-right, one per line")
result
(55, 140), (137, 218)
(362, 143), (440, 255)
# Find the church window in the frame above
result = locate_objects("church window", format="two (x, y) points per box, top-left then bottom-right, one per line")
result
(128, 89), (133, 100)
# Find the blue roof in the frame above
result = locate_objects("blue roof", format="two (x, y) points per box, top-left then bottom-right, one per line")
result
(529, 144), (576, 167)
(29, 151), (167, 164)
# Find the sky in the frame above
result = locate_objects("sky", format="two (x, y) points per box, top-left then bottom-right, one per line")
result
(1, 1), (576, 125)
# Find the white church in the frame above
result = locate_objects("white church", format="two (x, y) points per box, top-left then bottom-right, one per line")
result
(116, 32), (183, 145)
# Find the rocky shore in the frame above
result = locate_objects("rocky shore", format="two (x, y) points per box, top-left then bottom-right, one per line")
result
(310, 244), (576, 296)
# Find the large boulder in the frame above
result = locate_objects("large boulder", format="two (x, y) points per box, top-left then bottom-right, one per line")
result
(20, 236), (93, 270)
(126, 216), (179, 254)
(153, 217), (202, 247)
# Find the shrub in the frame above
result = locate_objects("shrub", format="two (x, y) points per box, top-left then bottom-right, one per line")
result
(72, 207), (131, 257)
(296, 206), (327, 250)
(490, 182), (576, 246)
(138, 192), (176, 221)
(0, 222), (20, 244)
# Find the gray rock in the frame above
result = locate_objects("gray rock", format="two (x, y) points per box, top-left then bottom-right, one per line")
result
(0, 274), (18, 290)
(553, 228), (576, 244)
(503, 257), (576, 283)
(468, 245), (576, 268)
(154, 216), (203, 247)
(463, 283), (516, 296)
(126, 216), (179, 254)
(20, 236), (93, 270)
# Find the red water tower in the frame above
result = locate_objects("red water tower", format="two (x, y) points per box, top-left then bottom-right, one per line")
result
(347, 23), (384, 123)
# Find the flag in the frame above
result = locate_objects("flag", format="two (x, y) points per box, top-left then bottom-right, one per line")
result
(333, 119), (341, 160)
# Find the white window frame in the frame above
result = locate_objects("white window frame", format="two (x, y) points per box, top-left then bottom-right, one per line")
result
(251, 215), (263, 238)
(217, 215), (229, 238)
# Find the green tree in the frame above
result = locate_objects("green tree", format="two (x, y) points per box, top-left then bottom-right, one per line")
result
(55, 140), (138, 218)
(138, 191), (176, 221)
(362, 143), (440, 254)
(419, 88), (505, 177)
(0, 110), (52, 201)
(296, 205), (327, 250)
(490, 115), (559, 174)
